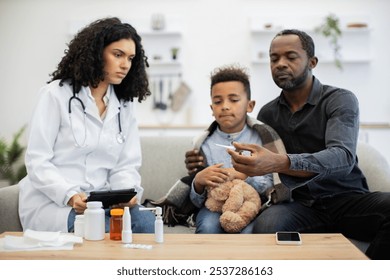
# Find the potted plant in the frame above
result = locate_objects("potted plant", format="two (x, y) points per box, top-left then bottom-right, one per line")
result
(0, 126), (27, 186)
(171, 47), (179, 60)
(315, 14), (343, 69)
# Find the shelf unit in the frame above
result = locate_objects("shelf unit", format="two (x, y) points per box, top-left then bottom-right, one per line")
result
(250, 27), (371, 65)
(140, 30), (183, 76)
(134, 28), (189, 128)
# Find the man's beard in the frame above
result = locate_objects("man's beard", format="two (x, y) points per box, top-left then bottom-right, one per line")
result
(273, 66), (310, 91)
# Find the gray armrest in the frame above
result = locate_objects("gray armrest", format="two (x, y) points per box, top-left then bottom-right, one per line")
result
(357, 142), (390, 192)
(0, 184), (23, 233)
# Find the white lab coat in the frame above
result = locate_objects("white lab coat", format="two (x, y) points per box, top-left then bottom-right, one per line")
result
(18, 80), (144, 232)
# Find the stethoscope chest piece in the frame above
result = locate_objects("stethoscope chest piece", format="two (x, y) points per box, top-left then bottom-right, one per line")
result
(116, 132), (125, 144)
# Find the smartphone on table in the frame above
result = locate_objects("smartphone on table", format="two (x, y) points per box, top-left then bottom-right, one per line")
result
(275, 231), (302, 245)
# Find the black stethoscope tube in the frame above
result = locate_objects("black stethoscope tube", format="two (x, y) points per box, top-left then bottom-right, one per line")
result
(68, 93), (125, 146)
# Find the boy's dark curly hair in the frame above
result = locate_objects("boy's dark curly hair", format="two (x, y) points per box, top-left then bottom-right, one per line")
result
(50, 17), (150, 103)
(210, 65), (251, 99)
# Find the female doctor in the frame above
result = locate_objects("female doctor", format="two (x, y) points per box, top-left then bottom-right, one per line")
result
(18, 17), (155, 233)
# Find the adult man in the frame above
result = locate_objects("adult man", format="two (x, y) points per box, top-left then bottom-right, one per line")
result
(186, 29), (390, 259)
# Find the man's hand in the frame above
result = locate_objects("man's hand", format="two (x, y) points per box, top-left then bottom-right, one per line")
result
(224, 167), (248, 181)
(227, 142), (290, 177)
(68, 193), (87, 214)
(193, 163), (230, 193)
(185, 149), (205, 175)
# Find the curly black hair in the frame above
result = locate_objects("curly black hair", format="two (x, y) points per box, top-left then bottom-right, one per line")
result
(50, 17), (150, 103)
(272, 29), (316, 59)
(210, 65), (251, 99)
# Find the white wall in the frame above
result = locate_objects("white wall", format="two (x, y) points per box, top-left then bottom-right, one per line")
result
(1, 0), (390, 160)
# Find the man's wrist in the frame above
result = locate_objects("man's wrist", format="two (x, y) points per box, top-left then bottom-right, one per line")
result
(276, 154), (291, 173)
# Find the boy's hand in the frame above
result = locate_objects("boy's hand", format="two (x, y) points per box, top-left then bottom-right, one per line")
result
(193, 164), (230, 193)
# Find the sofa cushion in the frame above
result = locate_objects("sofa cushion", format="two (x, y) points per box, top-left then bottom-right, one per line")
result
(139, 136), (192, 203)
(0, 184), (22, 233)
(357, 142), (390, 192)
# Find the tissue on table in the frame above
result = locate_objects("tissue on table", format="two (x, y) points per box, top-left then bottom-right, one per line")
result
(0, 229), (83, 252)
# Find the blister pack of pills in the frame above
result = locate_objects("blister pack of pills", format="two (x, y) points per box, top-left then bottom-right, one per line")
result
(123, 243), (153, 250)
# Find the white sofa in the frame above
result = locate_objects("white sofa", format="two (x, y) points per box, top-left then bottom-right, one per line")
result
(1, 136), (390, 251)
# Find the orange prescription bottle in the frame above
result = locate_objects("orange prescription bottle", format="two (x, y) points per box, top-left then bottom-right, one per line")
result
(110, 208), (124, 240)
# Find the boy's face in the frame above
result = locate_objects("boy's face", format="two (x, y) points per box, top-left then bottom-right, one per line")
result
(210, 81), (255, 134)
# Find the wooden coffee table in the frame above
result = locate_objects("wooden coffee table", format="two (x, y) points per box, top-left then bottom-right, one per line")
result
(0, 232), (368, 260)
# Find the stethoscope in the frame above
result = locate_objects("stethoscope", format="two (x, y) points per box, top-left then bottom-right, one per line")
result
(68, 92), (126, 147)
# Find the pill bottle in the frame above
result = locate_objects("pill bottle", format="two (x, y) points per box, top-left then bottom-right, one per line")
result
(84, 201), (105, 241)
(74, 214), (85, 238)
(110, 208), (124, 240)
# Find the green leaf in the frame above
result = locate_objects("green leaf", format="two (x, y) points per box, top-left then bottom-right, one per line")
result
(0, 125), (27, 183)
(315, 13), (343, 70)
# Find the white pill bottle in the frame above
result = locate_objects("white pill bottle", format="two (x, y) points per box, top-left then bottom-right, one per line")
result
(74, 214), (85, 238)
(84, 201), (105, 241)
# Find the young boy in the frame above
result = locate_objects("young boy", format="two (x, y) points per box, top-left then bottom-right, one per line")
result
(190, 65), (277, 233)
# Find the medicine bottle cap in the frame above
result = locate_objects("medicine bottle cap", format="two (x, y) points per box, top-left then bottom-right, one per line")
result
(75, 214), (84, 221)
(86, 201), (103, 208)
(110, 208), (124, 216)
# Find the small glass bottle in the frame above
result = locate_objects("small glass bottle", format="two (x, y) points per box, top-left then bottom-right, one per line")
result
(110, 208), (124, 240)
(74, 214), (85, 238)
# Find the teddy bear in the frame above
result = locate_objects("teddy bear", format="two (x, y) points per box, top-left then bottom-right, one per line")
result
(205, 178), (262, 233)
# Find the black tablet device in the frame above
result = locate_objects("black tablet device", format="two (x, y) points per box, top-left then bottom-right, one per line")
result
(87, 188), (137, 208)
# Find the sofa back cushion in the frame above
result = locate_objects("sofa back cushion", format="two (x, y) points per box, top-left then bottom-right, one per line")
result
(139, 136), (193, 203)
(357, 142), (390, 192)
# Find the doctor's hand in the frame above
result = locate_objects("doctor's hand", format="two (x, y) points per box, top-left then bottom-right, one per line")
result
(227, 142), (290, 177)
(68, 193), (87, 214)
(112, 196), (138, 209)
